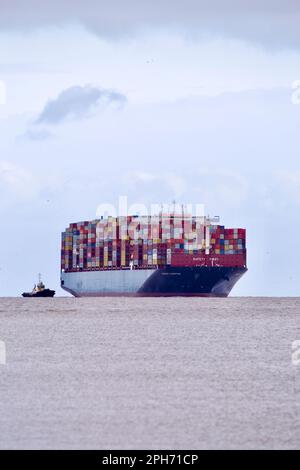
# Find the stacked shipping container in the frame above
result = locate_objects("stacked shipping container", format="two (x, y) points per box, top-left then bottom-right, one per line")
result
(61, 215), (246, 272)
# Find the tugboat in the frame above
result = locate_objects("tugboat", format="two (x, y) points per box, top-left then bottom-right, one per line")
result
(22, 274), (55, 298)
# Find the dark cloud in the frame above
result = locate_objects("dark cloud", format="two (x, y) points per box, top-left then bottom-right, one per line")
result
(36, 85), (126, 125)
(0, 1), (300, 49)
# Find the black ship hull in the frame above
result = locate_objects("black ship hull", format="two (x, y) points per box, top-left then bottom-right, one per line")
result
(22, 289), (55, 298)
(138, 266), (247, 296)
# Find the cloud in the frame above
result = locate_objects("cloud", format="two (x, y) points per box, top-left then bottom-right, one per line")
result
(0, 1), (300, 49)
(35, 85), (127, 125)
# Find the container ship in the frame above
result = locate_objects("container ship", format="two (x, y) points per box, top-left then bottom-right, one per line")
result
(60, 213), (247, 297)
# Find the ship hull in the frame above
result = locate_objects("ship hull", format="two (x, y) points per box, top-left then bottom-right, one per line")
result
(61, 266), (247, 297)
(22, 289), (56, 298)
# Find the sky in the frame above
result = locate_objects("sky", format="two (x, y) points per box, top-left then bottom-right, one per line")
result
(0, 1), (300, 296)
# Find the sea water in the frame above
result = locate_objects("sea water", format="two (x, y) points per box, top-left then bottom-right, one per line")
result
(0, 297), (299, 449)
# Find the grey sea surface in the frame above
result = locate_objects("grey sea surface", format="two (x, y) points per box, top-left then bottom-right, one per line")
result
(0, 297), (300, 450)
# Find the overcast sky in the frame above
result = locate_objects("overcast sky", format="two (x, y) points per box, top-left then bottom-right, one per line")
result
(0, 1), (300, 296)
